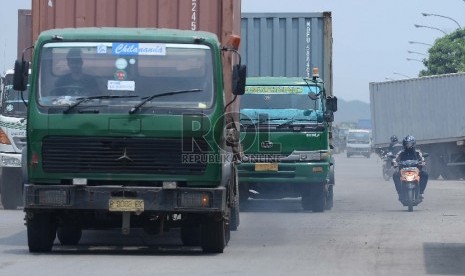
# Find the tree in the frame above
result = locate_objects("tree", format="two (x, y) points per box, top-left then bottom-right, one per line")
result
(420, 29), (465, 76)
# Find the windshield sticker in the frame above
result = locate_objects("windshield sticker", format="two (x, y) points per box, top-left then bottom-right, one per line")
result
(115, 58), (128, 70)
(6, 104), (14, 112)
(114, 70), (127, 80)
(198, 102), (207, 109)
(107, 80), (135, 91)
(112, 43), (166, 56)
(245, 86), (305, 94)
(97, 44), (107, 54)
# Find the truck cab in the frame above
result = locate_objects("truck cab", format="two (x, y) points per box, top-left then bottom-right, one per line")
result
(237, 76), (337, 212)
(0, 69), (27, 209)
(14, 27), (245, 253)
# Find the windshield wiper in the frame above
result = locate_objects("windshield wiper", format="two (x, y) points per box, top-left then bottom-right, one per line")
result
(276, 118), (317, 128)
(128, 89), (202, 114)
(63, 95), (139, 114)
(240, 117), (289, 128)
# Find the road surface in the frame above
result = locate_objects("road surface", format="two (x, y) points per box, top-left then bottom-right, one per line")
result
(0, 154), (465, 275)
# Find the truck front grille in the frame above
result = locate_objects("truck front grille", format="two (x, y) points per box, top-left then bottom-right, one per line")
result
(42, 136), (210, 174)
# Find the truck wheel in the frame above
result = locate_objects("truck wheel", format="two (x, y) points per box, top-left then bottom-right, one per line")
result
(57, 225), (82, 246)
(325, 185), (334, 210)
(441, 167), (461, 180)
(426, 155), (440, 180)
(0, 168), (23, 210)
(27, 212), (56, 252)
(301, 192), (312, 211)
(230, 204), (240, 231)
(302, 184), (326, 212)
(180, 224), (201, 246)
(230, 168), (240, 231)
(201, 217), (227, 253)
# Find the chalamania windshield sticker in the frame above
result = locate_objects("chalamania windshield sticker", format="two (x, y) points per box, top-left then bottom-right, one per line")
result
(112, 43), (166, 56)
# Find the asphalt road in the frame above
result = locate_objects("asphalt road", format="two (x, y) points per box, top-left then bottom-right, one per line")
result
(1, 154), (465, 275)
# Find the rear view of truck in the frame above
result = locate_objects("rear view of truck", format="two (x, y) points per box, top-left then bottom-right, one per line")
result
(370, 73), (465, 180)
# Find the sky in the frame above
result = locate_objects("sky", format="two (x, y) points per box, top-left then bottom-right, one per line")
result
(1, 0), (464, 103)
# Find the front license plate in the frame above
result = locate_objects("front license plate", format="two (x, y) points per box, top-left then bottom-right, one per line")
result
(255, 163), (278, 171)
(109, 198), (144, 212)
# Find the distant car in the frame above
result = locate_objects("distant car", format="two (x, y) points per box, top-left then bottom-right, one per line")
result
(346, 129), (372, 158)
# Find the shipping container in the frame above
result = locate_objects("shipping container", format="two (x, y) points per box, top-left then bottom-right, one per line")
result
(30, 0), (241, 111)
(240, 12), (333, 96)
(17, 9), (32, 60)
(370, 73), (465, 180)
(32, 0), (240, 44)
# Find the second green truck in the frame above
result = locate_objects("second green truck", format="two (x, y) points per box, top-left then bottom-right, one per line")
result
(238, 76), (337, 212)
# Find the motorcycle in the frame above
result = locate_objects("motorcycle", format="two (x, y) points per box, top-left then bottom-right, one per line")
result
(380, 149), (396, 181)
(393, 158), (426, 212)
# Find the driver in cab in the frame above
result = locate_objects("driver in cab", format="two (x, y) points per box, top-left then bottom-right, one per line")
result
(54, 48), (97, 96)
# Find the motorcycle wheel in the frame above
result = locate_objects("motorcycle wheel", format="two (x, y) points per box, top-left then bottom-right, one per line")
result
(407, 189), (414, 212)
(382, 165), (391, 181)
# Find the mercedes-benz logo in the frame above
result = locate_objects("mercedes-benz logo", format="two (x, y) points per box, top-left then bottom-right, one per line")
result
(116, 148), (133, 162)
(260, 141), (273, 149)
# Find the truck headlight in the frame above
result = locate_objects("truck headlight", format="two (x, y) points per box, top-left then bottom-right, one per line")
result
(178, 192), (211, 208)
(1, 156), (21, 167)
(37, 189), (69, 205)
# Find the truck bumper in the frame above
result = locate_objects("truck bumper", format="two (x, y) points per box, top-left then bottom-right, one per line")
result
(346, 148), (371, 155)
(23, 184), (226, 213)
(237, 162), (329, 183)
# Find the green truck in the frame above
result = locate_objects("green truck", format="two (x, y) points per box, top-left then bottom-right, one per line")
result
(13, 27), (245, 253)
(238, 76), (337, 212)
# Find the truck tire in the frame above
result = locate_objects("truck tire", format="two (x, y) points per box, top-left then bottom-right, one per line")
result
(229, 168), (240, 231)
(302, 184), (326, 212)
(201, 216), (227, 253)
(180, 224), (201, 246)
(57, 225), (82, 246)
(230, 204), (240, 231)
(325, 185), (334, 210)
(0, 168), (23, 210)
(27, 212), (56, 252)
(426, 155), (440, 180)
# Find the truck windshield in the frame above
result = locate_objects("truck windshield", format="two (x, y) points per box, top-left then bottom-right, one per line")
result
(240, 85), (321, 110)
(1, 83), (28, 118)
(37, 42), (214, 111)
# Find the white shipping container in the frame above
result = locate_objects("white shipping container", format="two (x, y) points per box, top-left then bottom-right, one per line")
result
(369, 73), (465, 180)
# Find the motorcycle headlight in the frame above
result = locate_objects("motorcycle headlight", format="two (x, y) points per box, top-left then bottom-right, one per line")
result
(405, 175), (416, 181)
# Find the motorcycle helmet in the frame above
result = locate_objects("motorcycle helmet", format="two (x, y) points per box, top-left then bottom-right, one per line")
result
(390, 135), (398, 143)
(402, 135), (416, 151)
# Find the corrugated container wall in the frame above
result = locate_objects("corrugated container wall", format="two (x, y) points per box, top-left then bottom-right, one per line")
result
(32, 0), (240, 45)
(369, 73), (465, 147)
(17, 9), (32, 60)
(30, 0), (241, 112)
(241, 12), (333, 96)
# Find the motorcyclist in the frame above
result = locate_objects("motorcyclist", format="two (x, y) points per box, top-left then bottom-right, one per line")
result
(387, 135), (402, 155)
(392, 135), (428, 199)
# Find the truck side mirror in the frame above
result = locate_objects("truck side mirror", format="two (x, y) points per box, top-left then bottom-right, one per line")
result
(326, 96), (338, 112)
(13, 59), (29, 91)
(324, 110), (334, 122)
(232, 64), (246, 95)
